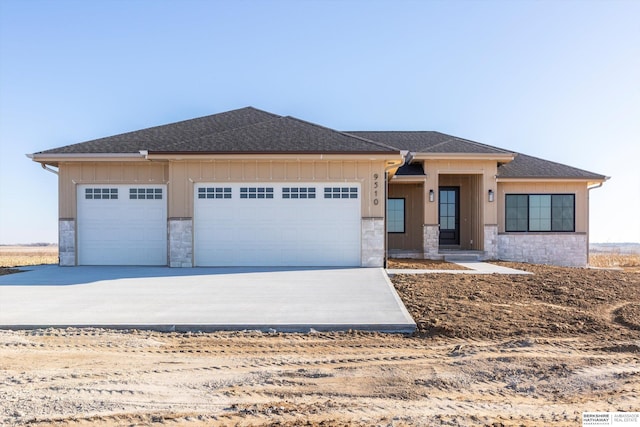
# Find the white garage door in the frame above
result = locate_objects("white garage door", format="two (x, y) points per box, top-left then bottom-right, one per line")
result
(194, 183), (361, 266)
(77, 185), (167, 265)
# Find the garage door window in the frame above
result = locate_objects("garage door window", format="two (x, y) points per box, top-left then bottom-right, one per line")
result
(85, 188), (118, 199)
(129, 188), (163, 200)
(324, 187), (358, 199)
(198, 187), (232, 199)
(283, 187), (316, 199)
(240, 187), (274, 199)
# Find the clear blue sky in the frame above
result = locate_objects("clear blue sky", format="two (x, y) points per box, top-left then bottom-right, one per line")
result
(1, 0), (638, 244)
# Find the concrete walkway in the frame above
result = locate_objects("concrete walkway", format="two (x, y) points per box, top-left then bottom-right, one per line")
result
(386, 261), (532, 275)
(0, 265), (416, 333)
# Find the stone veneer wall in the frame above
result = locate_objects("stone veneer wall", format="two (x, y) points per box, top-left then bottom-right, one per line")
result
(59, 219), (76, 266)
(497, 233), (588, 267)
(168, 218), (193, 267)
(483, 225), (498, 260)
(423, 225), (440, 259)
(361, 218), (384, 267)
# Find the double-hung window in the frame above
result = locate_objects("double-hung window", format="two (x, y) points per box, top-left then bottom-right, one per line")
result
(505, 194), (575, 232)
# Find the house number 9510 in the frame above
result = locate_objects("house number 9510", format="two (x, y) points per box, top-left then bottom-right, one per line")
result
(373, 173), (379, 205)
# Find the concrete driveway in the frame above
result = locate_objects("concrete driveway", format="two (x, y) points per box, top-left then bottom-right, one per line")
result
(0, 266), (416, 333)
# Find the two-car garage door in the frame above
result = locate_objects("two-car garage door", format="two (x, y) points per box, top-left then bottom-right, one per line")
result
(194, 183), (361, 266)
(76, 182), (361, 266)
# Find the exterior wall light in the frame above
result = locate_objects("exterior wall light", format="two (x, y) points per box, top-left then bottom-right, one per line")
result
(429, 189), (435, 202)
(488, 189), (495, 202)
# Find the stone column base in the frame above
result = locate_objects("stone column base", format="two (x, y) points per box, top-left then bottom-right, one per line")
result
(59, 219), (76, 266)
(423, 224), (439, 259)
(483, 224), (498, 260)
(361, 218), (384, 267)
(169, 218), (193, 267)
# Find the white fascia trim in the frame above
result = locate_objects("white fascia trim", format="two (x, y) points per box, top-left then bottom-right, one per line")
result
(497, 177), (606, 184)
(413, 152), (515, 161)
(30, 153), (147, 162)
(145, 153), (404, 161)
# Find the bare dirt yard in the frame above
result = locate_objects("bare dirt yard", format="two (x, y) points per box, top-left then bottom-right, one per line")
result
(0, 255), (639, 426)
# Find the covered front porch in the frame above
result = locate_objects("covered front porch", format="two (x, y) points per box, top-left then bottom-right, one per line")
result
(387, 159), (500, 261)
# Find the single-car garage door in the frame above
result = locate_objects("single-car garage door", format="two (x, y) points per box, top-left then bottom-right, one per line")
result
(194, 183), (361, 266)
(77, 185), (167, 265)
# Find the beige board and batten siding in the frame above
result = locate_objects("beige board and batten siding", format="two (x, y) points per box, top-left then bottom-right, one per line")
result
(57, 162), (169, 218)
(167, 159), (388, 219)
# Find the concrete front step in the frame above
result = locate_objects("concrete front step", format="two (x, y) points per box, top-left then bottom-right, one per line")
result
(441, 252), (484, 262)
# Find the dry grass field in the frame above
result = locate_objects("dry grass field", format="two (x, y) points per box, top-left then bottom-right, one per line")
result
(0, 245), (58, 268)
(0, 249), (639, 426)
(589, 253), (640, 271)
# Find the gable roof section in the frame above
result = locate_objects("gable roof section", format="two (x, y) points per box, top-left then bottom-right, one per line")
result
(36, 107), (398, 155)
(497, 152), (607, 180)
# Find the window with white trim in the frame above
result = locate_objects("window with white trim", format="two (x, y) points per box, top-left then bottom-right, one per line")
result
(240, 187), (274, 199)
(324, 187), (358, 199)
(387, 198), (405, 233)
(198, 187), (232, 199)
(505, 194), (575, 232)
(130, 188), (163, 200)
(85, 188), (118, 200)
(282, 187), (316, 199)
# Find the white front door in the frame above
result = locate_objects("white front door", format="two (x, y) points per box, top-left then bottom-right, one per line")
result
(194, 183), (361, 266)
(77, 185), (167, 265)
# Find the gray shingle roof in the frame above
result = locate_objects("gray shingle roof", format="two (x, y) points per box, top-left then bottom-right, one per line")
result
(36, 107), (398, 155)
(347, 131), (512, 154)
(347, 131), (606, 181)
(34, 107), (606, 181)
(157, 116), (399, 153)
(497, 153), (607, 180)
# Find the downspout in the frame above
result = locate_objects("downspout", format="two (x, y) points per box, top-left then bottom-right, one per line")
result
(25, 154), (59, 175)
(586, 179), (609, 266)
(41, 163), (59, 175)
(383, 151), (408, 268)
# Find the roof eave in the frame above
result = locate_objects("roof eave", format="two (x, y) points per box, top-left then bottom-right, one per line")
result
(497, 176), (608, 184)
(29, 152), (147, 167)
